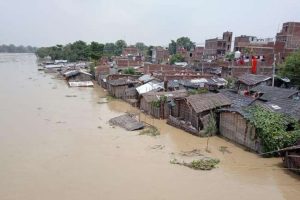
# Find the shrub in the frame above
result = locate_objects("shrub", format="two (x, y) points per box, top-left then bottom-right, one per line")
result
(246, 105), (300, 153)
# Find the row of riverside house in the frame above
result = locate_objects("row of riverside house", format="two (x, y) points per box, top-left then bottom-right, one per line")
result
(93, 21), (300, 173)
(39, 52), (300, 174)
(95, 59), (300, 150)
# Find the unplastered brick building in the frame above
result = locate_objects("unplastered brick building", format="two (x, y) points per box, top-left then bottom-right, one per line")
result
(204, 31), (232, 59)
(275, 22), (300, 63)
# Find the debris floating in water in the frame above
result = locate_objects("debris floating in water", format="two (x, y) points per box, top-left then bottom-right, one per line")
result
(65, 95), (77, 98)
(150, 144), (165, 150)
(178, 149), (203, 157)
(109, 114), (144, 131)
(170, 158), (220, 170)
(139, 126), (160, 136)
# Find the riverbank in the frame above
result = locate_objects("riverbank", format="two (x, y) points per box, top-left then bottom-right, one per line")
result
(0, 53), (299, 200)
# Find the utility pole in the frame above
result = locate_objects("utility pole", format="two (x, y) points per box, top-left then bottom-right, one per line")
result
(272, 53), (276, 87)
(201, 61), (204, 76)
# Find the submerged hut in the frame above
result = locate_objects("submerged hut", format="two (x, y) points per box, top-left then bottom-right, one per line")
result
(140, 89), (188, 119)
(63, 70), (94, 87)
(107, 77), (139, 98)
(167, 93), (231, 136)
(98, 74), (108, 89)
(281, 141), (300, 174)
(124, 87), (139, 107)
(218, 90), (262, 152)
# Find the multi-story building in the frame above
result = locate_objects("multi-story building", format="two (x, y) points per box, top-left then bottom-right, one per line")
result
(204, 31), (232, 59)
(185, 46), (204, 64)
(151, 47), (170, 64)
(234, 35), (275, 66)
(275, 22), (300, 63)
(122, 46), (140, 57)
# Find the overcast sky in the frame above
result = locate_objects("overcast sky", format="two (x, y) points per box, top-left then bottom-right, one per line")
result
(1, 0), (300, 47)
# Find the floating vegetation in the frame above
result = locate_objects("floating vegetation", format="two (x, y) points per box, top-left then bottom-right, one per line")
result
(150, 144), (165, 150)
(139, 126), (160, 136)
(178, 149), (203, 157)
(106, 95), (116, 101)
(170, 158), (220, 170)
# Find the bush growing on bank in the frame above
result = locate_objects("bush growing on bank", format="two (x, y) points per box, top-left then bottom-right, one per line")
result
(246, 105), (300, 153)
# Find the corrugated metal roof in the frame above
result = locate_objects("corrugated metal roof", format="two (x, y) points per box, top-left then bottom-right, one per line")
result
(64, 70), (79, 78)
(251, 85), (298, 101)
(69, 81), (94, 87)
(44, 64), (64, 69)
(238, 74), (271, 86)
(255, 99), (300, 120)
(136, 80), (164, 95)
(219, 90), (254, 117)
(138, 74), (155, 83)
(108, 77), (138, 86)
(141, 89), (188, 103)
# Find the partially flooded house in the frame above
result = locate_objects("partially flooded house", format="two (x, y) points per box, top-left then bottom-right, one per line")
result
(98, 74), (108, 89)
(280, 140), (300, 174)
(218, 90), (262, 152)
(63, 70), (94, 87)
(44, 64), (64, 73)
(107, 77), (139, 98)
(218, 88), (300, 153)
(140, 89), (188, 119)
(124, 87), (139, 106)
(167, 93), (231, 136)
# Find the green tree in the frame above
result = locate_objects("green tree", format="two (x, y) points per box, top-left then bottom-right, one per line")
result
(168, 40), (177, 55)
(122, 67), (136, 75)
(246, 105), (300, 153)
(170, 53), (185, 64)
(280, 50), (300, 87)
(115, 40), (127, 56)
(36, 47), (50, 58)
(89, 41), (104, 60)
(63, 43), (77, 61)
(103, 43), (116, 57)
(70, 40), (90, 61)
(225, 52), (234, 61)
(135, 42), (147, 52)
(176, 37), (195, 51)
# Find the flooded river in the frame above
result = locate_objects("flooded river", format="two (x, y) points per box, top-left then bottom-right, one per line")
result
(0, 53), (299, 200)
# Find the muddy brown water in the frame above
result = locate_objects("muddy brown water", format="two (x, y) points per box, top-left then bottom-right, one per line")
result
(0, 53), (299, 200)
